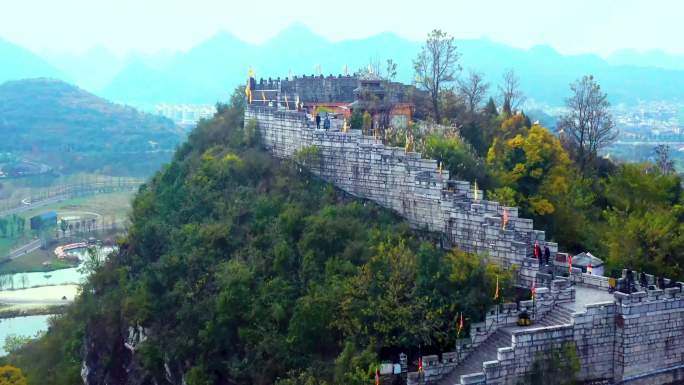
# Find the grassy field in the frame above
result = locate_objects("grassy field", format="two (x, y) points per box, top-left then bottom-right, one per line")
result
(15, 190), (134, 220)
(0, 233), (31, 258)
(0, 172), (140, 202)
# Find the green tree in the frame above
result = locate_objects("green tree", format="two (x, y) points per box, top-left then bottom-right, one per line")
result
(294, 145), (321, 166)
(602, 163), (681, 214)
(349, 110), (363, 131)
(423, 134), (490, 186)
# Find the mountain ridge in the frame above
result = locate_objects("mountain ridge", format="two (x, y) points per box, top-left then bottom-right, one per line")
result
(3, 26), (684, 106)
(0, 37), (64, 84)
(101, 26), (684, 106)
(0, 77), (182, 175)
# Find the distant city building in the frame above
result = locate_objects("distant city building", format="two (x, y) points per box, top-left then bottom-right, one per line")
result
(155, 104), (216, 129)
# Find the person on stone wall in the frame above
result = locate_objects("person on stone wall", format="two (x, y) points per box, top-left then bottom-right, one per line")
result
(544, 246), (551, 266)
(626, 269), (635, 293)
(533, 240), (542, 264)
(324, 115), (330, 130)
(639, 272), (648, 289)
(316, 114), (321, 129)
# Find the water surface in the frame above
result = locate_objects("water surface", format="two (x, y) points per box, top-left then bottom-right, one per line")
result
(0, 315), (51, 356)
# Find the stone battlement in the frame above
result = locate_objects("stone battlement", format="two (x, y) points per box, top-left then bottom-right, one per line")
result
(246, 104), (556, 288)
(245, 101), (684, 385)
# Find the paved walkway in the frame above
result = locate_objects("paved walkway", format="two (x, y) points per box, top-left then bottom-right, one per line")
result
(6, 239), (42, 260)
(561, 285), (615, 312)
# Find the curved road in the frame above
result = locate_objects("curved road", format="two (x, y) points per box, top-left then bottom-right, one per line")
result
(0, 180), (142, 217)
(6, 239), (42, 260)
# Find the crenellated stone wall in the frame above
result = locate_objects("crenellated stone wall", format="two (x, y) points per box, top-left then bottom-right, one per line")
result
(614, 287), (684, 384)
(245, 103), (684, 385)
(246, 104), (556, 287)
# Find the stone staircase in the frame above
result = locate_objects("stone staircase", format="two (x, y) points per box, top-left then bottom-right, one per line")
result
(536, 305), (573, 327)
(439, 329), (513, 384)
(438, 306), (574, 385)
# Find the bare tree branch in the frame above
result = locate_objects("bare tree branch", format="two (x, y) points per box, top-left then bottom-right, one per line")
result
(497, 69), (525, 114)
(457, 70), (489, 113)
(413, 29), (461, 123)
(558, 75), (617, 175)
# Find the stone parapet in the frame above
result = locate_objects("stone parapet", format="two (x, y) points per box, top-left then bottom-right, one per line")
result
(247, 105), (557, 286)
(246, 103), (684, 385)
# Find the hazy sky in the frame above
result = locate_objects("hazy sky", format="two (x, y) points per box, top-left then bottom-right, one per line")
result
(2, 0), (682, 57)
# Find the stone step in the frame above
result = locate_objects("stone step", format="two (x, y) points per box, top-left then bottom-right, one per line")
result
(534, 306), (573, 327)
(438, 329), (514, 385)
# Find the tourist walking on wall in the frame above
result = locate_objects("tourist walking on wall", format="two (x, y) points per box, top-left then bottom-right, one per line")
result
(639, 272), (648, 289)
(544, 246), (551, 266)
(533, 240), (542, 266)
(324, 115), (330, 130)
(626, 269), (635, 293)
(316, 114), (321, 129)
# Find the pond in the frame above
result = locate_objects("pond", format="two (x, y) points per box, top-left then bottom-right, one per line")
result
(1, 246), (115, 288)
(0, 245), (116, 355)
(0, 314), (51, 356)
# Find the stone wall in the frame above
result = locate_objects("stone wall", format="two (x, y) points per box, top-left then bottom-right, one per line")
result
(483, 324), (576, 385)
(573, 301), (616, 381)
(246, 105), (557, 287)
(459, 300), (614, 385)
(408, 282), (575, 385)
(461, 285), (684, 385)
(245, 104), (684, 385)
(614, 287), (684, 383)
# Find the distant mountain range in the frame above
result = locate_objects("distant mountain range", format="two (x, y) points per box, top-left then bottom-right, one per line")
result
(607, 49), (684, 71)
(0, 78), (182, 175)
(0, 39), (63, 83)
(2, 24), (684, 107)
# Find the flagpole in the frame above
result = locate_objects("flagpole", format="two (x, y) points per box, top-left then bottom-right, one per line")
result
(456, 313), (460, 364)
(495, 276), (499, 324)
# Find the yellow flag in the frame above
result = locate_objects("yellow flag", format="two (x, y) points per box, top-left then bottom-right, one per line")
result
(494, 276), (500, 300)
(245, 67), (254, 104)
(244, 80), (252, 104)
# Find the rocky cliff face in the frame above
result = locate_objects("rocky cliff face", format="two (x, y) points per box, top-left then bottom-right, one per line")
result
(80, 324), (168, 385)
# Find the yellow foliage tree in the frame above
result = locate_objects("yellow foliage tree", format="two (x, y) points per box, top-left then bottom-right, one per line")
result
(487, 124), (572, 216)
(0, 366), (28, 385)
(498, 113), (528, 141)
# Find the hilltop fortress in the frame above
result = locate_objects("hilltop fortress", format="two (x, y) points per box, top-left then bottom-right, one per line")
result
(244, 74), (684, 385)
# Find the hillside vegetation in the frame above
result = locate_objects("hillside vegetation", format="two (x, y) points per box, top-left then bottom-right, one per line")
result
(2, 91), (512, 385)
(3, 80), (684, 385)
(0, 78), (182, 175)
